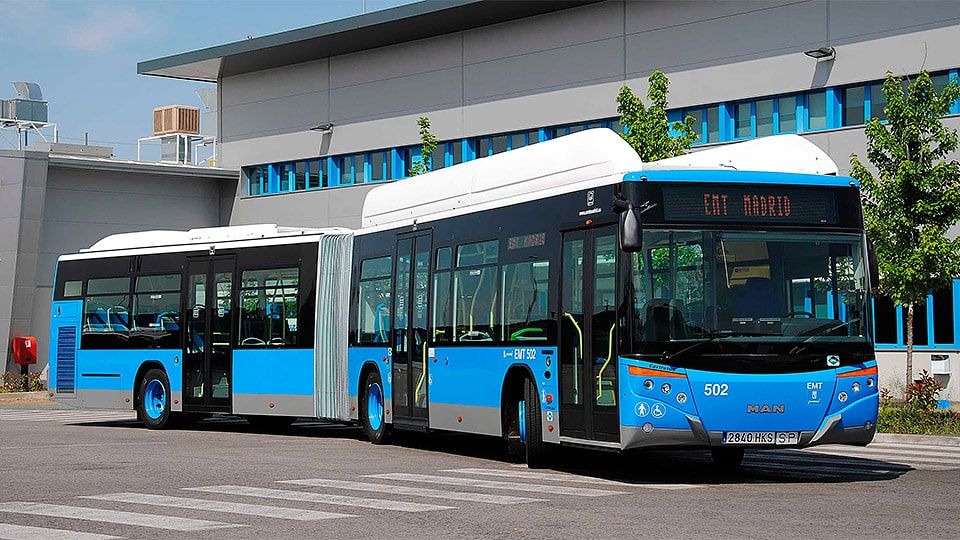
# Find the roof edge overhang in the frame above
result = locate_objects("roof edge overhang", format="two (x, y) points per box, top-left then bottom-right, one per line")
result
(137, 0), (600, 82)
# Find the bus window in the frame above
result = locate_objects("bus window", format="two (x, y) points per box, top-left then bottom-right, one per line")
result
(357, 256), (392, 345)
(502, 260), (550, 341)
(82, 277), (131, 349)
(453, 240), (499, 341)
(131, 274), (182, 349)
(239, 268), (300, 346)
(63, 280), (82, 298)
(432, 247), (453, 343)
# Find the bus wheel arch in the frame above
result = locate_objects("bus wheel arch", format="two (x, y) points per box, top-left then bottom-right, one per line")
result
(501, 365), (543, 462)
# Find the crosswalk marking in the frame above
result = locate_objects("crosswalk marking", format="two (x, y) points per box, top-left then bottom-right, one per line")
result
(0, 502), (240, 532)
(82, 493), (354, 521)
(803, 447), (960, 466)
(868, 442), (960, 454)
(0, 523), (121, 540)
(0, 410), (136, 423)
(816, 444), (960, 460)
(279, 478), (543, 504)
(185, 485), (454, 512)
(365, 473), (627, 497)
(441, 468), (700, 490)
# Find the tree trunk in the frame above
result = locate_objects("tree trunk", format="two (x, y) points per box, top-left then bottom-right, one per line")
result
(905, 303), (914, 390)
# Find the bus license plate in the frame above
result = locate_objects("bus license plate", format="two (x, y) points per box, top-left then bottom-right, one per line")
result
(722, 431), (800, 445)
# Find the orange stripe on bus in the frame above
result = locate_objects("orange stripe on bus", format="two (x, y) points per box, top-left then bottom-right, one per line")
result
(837, 365), (878, 378)
(628, 366), (686, 378)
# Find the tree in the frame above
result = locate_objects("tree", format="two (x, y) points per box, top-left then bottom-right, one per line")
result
(408, 116), (439, 176)
(616, 70), (697, 161)
(850, 71), (960, 386)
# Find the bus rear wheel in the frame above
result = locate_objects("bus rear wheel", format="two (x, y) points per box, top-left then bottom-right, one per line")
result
(138, 368), (172, 430)
(361, 370), (391, 444)
(521, 376), (549, 468)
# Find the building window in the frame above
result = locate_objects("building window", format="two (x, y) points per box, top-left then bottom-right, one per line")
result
(307, 159), (323, 189)
(295, 161), (307, 191)
(245, 166), (263, 196)
(778, 96), (797, 133)
(933, 285), (954, 345)
(842, 86), (865, 127)
(873, 295), (897, 344)
(371, 151), (390, 182)
(756, 99), (774, 136)
(451, 141), (463, 165)
(734, 102), (752, 139)
(807, 91), (827, 130)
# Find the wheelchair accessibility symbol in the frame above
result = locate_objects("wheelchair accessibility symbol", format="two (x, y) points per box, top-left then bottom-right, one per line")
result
(651, 403), (665, 419)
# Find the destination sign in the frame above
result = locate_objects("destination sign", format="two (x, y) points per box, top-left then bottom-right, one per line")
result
(661, 185), (840, 225)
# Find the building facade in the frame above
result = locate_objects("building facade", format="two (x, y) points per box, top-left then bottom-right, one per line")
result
(5, 0), (953, 398)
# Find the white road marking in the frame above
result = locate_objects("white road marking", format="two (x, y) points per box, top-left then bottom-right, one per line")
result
(0, 442), (167, 451)
(365, 473), (627, 497)
(0, 410), (135, 423)
(279, 478), (543, 504)
(867, 442), (960, 454)
(0, 502), (240, 532)
(802, 447), (960, 466)
(0, 523), (121, 540)
(185, 485), (453, 512)
(83, 493), (353, 521)
(441, 468), (699, 489)
(816, 444), (960, 460)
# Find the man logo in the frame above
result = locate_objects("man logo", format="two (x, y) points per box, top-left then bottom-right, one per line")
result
(746, 404), (785, 414)
(587, 190), (595, 206)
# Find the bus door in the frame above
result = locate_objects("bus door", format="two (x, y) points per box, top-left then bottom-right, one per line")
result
(559, 225), (619, 442)
(391, 231), (432, 424)
(183, 256), (235, 412)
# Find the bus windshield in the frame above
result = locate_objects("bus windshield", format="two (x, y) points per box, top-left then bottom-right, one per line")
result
(630, 230), (870, 362)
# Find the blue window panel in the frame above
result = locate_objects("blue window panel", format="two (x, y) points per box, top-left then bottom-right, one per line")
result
(895, 304), (904, 346)
(716, 104), (730, 142)
(953, 279), (960, 348)
(666, 110), (682, 137)
(462, 138), (476, 162)
(267, 163), (280, 193)
(826, 87), (841, 129)
(391, 148), (404, 180)
(863, 85), (873, 124)
(327, 156), (340, 187)
(951, 71), (960, 115)
(536, 128), (549, 143)
(927, 291), (936, 347)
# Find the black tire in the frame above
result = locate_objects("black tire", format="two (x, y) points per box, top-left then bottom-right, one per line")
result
(360, 370), (391, 444)
(137, 368), (172, 430)
(711, 447), (745, 469)
(246, 415), (297, 431)
(522, 376), (548, 468)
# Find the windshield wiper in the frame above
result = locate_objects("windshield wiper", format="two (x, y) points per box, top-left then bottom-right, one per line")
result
(664, 330), (775, 362)
(788, 318), (862, 356)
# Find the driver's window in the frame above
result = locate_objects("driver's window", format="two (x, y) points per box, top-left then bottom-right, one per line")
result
(239, 267), (300, 347)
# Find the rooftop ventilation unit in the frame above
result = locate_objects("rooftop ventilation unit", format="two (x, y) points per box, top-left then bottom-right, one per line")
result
(2, 81), (48, 123)
(153, 105), (200, 136)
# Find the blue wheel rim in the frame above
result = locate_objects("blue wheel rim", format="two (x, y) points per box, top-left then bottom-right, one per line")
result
(518, 400), (526, 444)
(368, 382), (384, 431)
(144, 379), (166, 421)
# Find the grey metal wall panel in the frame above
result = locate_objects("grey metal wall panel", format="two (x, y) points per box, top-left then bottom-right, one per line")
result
(329, 68), (463, 125)
(830, 0), (960, 42)
(221, 92), (329, 142)
(221, 59), (329, 108)
(330, 33), (461, 89)
(464, 37), (623, 104)
(624, 0), (795, 34)
(228, 184), (375, 229)
(625, 1), (826, 78)
(463, 1), (622, 65)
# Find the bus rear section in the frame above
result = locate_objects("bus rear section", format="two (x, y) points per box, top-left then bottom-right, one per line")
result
(615, 174), (879, 458)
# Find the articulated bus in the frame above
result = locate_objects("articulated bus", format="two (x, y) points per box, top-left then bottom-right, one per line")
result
(49, 129), (879, 467)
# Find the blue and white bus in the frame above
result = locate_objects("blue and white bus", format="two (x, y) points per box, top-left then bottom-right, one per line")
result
(49, 129), (879, 467)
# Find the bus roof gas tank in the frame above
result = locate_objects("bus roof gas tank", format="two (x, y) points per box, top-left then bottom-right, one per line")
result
(649, 134), (839, 176)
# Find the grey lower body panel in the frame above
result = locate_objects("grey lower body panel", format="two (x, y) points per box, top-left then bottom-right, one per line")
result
(232, 393), (316, 417)
(622, 419), (876, 450)
(429, 402), (501, 436)
(77, 389), (130, 410)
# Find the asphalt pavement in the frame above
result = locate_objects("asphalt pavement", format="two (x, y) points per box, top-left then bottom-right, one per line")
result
(0, 405), (958, 539)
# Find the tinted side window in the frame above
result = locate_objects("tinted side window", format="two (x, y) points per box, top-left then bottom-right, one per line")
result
(130, 274), (182, 349)
(357, 257), (392, 345)
(239, 268), (300, 347)
(82, 277), (131, 349)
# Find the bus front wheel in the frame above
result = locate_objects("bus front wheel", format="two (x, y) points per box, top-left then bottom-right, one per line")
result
(138, 368), (172, 430)
(522, 376), (549, 468)
(361, 370), (391, 444)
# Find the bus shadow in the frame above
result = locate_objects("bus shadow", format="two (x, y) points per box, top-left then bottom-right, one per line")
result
(75, 418), (911, 484)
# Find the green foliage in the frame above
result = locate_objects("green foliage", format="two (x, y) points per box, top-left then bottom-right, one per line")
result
(616, 71), (697, 161)
(408, 116), (439, 177)
(850, 71), (960, 381)
(878, 372), (958, 434)
(904, 369), (942, 413)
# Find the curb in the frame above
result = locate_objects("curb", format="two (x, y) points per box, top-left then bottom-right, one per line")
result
(0, 391), (50, 403)
(874, 432), (960, 447)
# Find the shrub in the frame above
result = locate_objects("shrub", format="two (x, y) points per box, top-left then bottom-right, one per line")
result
(0, 371), (45, 393)
(905, 370), (942, 413)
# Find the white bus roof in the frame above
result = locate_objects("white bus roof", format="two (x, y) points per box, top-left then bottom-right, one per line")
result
(360, 129), (839, 231)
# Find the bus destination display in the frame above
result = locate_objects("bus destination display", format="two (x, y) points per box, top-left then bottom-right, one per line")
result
(661, 185), (840, 225)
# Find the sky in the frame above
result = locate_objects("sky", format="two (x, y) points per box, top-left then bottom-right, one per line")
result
(0, 0), (416, 159)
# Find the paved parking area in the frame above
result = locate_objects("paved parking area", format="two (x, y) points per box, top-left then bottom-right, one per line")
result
(0, 406), (957, 539)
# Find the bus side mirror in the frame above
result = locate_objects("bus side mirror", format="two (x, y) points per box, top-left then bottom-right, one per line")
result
(866, 238), (879, 292)
(615, 200), (643, 253)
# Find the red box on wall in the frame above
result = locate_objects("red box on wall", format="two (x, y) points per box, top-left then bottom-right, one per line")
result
(12, 336), (37, 366)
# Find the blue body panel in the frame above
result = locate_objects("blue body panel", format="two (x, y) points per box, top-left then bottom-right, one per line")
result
(620, 357), (878, 438)
(233, 349), (314, 395)
(623, 169), (859, 187)
(429, 346), (558, 413)
(73, 350), (183, 393)
(347, 346), (391, 400)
